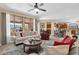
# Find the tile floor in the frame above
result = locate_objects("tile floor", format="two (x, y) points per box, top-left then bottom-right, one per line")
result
(0, 42), (78, 55)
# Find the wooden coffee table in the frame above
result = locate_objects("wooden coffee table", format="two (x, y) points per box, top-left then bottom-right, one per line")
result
(23, 40), (42, 54)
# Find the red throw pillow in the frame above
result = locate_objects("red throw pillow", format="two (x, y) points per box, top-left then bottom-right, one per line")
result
(63, 37), (71, 43)
(53, 39), (75, 49)
(62, 35), (69, 42)
(53, 41), (68, 46)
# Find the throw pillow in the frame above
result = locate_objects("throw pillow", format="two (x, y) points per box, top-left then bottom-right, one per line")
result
(20, 33), (23, 37)
(53, 41), (68, 46)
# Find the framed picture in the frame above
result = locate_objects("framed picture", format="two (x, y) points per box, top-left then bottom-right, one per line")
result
(40, 23), (45, 28)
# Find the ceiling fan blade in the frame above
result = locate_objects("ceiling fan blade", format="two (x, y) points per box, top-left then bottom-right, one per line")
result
(39, 3), (44, 7)
(38, 8), (46, 12)
(27, 4), (33, 7)
(28, 8), (35, 11)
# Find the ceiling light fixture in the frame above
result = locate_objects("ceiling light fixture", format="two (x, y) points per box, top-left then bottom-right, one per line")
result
(28, 3), (46, 14)
(34, 8), (39, 14)
(34, 8), (39, 12)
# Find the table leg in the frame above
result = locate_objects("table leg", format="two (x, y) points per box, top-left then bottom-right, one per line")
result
(23, 44), (25, 52)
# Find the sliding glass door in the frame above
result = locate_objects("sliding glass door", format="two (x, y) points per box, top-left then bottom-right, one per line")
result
(10, 15), (33, 36)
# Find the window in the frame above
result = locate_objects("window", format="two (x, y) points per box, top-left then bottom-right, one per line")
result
(25, 24), (29, 31)
(15, 23), (22, 32)
(69, 23), (78, 29)
(10, 15), (34, 36)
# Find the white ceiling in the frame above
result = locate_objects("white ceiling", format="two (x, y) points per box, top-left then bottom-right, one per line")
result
(0, 3), (79, 22)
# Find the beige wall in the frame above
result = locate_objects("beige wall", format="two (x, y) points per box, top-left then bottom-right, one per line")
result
(0, 12), (7, 46)
(0, 11), (2, 46)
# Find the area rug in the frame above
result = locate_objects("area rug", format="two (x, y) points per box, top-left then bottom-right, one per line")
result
(2, 45), (45, 55)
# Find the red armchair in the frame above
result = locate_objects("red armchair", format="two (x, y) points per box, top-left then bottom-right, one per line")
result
(40, 31), (50, 40)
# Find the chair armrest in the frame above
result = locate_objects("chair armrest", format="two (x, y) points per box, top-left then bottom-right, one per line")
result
(54, 41), (62, 43)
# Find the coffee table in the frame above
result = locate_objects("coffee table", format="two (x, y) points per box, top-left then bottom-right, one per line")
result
(23, 40), (42, 54)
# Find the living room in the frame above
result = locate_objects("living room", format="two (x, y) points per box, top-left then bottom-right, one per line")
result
(0, 3), (79, 55)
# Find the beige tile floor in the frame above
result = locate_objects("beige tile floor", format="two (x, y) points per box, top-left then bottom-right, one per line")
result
(0, 43), (45, 55)
(0, 43), (16, 54)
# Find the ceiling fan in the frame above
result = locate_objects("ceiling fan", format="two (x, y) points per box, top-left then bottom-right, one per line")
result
(28, 3), (46, 14)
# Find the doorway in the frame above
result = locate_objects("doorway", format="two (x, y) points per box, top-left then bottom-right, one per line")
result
(47, 22), (51, 34)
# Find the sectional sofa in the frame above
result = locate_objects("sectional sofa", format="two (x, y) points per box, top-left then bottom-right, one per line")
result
(12, 31), (41, 45)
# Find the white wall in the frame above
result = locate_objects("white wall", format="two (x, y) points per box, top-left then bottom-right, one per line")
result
(51, 22), (55, 35)
(33, 18), (36, 31)
(37, 22), (40, 34)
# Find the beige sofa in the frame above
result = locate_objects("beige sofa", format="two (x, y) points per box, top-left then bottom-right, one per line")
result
(46, 45), (69, 55)
(46, 34), (77, 55)
(12, 31), (41, 45)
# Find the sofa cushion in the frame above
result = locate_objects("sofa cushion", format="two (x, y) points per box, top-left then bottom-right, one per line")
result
(63, 37), (71, 43)
(16, 32), (21, 37)
(53, 41), (68, 46)
(22, 32), (27, 37)
(54, 34), (59, 38)
(47, 45), (69, 55)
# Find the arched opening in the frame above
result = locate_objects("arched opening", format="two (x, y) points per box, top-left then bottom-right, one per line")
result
(69, 23), (78, 35)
